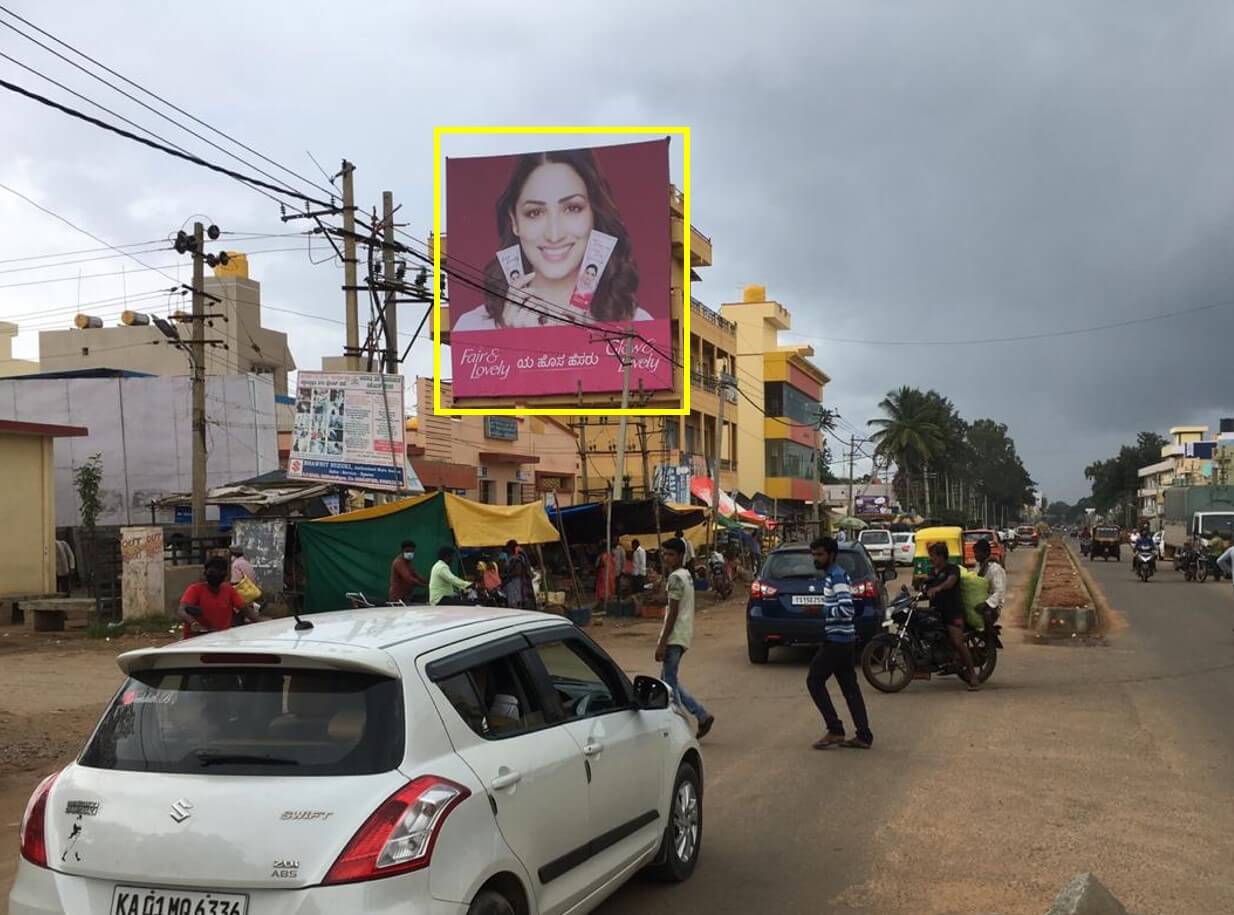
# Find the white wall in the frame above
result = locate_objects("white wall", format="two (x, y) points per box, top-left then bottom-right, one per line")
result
(0, 374), (277, 526)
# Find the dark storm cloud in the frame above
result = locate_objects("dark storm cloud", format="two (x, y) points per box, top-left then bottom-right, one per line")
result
(4, 0), (1234, 498)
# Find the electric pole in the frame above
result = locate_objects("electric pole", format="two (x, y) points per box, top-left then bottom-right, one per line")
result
(709, 378), (726, 556)
(638, 420), (664, 562)
(847, 433), (856, 518)
(605, 331), (634, 561)
(577, 418), (590, 499)
(811, 408), (824, 534)
(341, 161), (360, 370)
(381, 191), (398, 375)
(190, 221), (206, 539)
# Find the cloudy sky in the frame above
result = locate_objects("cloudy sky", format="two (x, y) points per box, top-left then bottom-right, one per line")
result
(4, 0), (1234, 500)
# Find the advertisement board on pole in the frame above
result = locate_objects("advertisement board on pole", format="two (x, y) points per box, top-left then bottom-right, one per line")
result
(288, 371), (406, 490)
(445, 138), (672, 400)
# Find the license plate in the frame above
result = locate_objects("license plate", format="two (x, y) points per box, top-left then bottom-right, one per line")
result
(111, 886), (248, 915)
(791, 595), (825, 605)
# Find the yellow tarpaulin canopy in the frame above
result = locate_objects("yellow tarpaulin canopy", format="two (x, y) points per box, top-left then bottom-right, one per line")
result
(312, 491), (438, 524)
(444, 492), (561, 548)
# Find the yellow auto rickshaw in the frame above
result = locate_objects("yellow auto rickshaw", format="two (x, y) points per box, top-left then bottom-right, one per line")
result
(912, 525), (964, 584)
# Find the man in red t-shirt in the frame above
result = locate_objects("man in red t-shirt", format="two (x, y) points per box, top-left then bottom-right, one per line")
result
(179, 556), (259, 638)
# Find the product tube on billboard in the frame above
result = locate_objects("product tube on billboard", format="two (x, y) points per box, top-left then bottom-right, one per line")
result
(568, 230), (617, 311)
(496, 244), (524, 285)
(446, 138), (673, 399)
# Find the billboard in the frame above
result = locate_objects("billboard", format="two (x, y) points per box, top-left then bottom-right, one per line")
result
(445, 138), (672, 399)
(288, 371), (407, 490)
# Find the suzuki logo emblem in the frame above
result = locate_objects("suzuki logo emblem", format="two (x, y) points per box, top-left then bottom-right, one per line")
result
(169, 798), (194, 823)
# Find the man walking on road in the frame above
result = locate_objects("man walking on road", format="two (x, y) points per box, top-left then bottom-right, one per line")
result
(807, 536), (874, 749)
(656, 537), (715, 739)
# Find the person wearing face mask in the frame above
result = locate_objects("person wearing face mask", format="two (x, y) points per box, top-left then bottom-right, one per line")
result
(389, 539), (428, 603)
(178, 556), (258, 639)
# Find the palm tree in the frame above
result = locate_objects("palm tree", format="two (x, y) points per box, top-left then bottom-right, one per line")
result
(868, 386), (946, 513)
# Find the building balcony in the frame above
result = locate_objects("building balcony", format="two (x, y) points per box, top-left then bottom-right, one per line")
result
(690, 370), (737, 404)
(690, 296), (737, 335)
(671, 215), (713, 267)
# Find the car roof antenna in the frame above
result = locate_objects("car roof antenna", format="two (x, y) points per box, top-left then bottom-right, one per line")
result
(293, 611), (314, 632)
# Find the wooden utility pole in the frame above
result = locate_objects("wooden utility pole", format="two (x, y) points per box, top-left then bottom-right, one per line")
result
(381, 191), (398, 375)
(605, 331), (634, 563)
(190, 221), (206, 539)
(341, 161), (360, 370)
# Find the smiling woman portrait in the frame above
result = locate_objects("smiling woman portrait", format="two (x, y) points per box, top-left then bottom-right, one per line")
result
(452, 148), (653, 330)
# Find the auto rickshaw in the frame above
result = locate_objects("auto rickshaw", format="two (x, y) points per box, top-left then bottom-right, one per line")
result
(912, 525), (964, 585)
(1089, 525), (1122, 561)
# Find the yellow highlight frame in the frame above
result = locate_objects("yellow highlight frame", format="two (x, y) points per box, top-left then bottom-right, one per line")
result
(432, 125), (691, 417)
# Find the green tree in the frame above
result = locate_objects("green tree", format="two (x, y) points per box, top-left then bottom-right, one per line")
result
(1084, 431), (1168, 518)
(868, 386), (946, 512)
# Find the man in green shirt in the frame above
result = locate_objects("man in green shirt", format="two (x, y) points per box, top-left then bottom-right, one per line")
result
(430, 546), (473, 606)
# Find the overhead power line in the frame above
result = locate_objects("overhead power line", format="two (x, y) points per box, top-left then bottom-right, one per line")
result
(0, 5), (335, 200)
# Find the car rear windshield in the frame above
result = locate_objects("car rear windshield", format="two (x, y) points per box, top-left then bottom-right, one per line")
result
(893, 533), (911, 543)
(860, 531), (891, 544)
(964, 531), (994, 542)
(1095, 527), (1120, 537)
(80, 667), (404, 776)
(762, 550), (871, 581)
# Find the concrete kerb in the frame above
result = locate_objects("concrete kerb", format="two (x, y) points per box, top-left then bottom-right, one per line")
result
(1031, 539), (1103, 643)
(1046, 873), (1129, 915)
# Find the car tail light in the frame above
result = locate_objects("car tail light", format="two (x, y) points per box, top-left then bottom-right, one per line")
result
(852, 580), (879, 600)
(323, 776), (469, 885)
(20, 770), (59, 868)
(750, 580), (778, 598)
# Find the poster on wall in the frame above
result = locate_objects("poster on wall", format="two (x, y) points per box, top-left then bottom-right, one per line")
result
(288, 371), (407, 490)
(445, 138), (672, 399)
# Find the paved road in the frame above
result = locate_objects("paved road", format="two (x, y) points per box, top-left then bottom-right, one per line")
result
(1083, 549), (1234, 764)
(591, 546), (1234, 914)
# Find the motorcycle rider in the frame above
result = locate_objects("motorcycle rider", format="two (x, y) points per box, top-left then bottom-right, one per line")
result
(923, 542), (979, 690)
(1133, 524), (1156, 576)
(971, 538), (1006, 632)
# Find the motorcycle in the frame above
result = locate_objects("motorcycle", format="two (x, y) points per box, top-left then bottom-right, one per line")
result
(1176, 546), (1204, 582)
(860, 587), (1002, 693)
(1132, 548), (1156, 583)
(1204, 553), (1224, 582)
(707, 555), (733, 599)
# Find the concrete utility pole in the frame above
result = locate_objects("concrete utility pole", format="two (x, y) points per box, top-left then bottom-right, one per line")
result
(190, 222), (206, 539)
(847, 433), (856, 518)
(577, 418), (590, 498)
(381, 191), (398, 375)
(811, 415), (822, 532)
(709, 378), (726, 557)
(341, 160), (360, 370)
(638, 420), (664, 564)
(605, 331), (634, 565)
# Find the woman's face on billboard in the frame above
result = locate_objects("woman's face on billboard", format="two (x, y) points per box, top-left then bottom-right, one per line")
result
(511, 162), (593, 282)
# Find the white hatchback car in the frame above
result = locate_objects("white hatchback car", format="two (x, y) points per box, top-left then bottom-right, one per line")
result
(892, 532), (915, 566)
(857, 528), (895, 571)
(11, 607), (703, 915)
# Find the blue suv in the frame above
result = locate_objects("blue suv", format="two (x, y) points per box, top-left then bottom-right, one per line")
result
(746, 542), (894, 664)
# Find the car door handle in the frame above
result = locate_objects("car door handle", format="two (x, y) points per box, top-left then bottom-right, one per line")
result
(490, 769), (522, 790)
(583, 741), (604, 757)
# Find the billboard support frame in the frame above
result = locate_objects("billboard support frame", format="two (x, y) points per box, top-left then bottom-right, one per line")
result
(432, 125), (692, 418)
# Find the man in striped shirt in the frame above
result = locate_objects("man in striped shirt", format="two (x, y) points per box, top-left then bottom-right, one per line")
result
(806, 536), (874, 749)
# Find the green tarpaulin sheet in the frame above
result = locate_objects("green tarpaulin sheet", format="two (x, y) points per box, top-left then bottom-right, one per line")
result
(298, 492), (453, 612)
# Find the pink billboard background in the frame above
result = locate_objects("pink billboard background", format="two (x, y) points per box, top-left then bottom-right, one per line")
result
(445, 138), (672, 399)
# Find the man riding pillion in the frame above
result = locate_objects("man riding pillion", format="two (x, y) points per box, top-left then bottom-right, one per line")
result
(971, 538), (1006, 632)
(923, 542), (979, 690)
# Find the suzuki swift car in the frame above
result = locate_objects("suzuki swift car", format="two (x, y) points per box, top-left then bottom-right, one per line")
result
(11, 607), (703, 915)
(746, 542), (894, 663)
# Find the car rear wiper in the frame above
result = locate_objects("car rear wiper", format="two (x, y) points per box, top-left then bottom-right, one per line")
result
(194, 751), (299, 767)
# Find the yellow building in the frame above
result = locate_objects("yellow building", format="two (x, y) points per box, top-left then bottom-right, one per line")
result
(407, 377), (580, 506)
(1138, 425), (1212, 519)
(722, 285), (830, 514)
(0, 322), (41, 377)
(0, 419), (88, 595)
(31, 262), (295, 397)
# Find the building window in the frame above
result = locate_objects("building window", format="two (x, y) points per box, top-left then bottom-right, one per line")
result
(684, 422), (697, 454)
(506, 481), (520, 505)
(479, 480), (495, 504)
(765, 439), (816, 480)
(664, 418), (680, 451)
(764, 382), (820, 426)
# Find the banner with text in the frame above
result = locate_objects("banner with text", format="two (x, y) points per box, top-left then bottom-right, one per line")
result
(288, 371), (406, 490)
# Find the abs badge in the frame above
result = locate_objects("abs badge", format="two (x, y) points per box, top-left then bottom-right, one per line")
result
(272, 859), (300, 879)
(65, 800), (99, 817)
